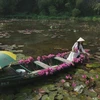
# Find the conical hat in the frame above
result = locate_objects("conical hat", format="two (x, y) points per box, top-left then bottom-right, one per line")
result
(77, 37), (85, 42)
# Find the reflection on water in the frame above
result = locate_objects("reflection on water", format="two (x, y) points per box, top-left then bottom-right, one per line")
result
(0, 20), (100, 57)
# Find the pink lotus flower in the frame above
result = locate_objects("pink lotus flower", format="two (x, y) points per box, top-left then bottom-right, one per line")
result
(73, 58), (79, 63)
(56, 53), (62, 57)
(45, 71), (49, 75)
(85, 49), (90, 52)
(96, 75), (99, 79)
(42, 55), (47, 60)
(60, 79), (66, 83)
(90, 77), (94, 80)
(80, 54), (85, 58)
(60, 52), (67, 57)
(74, 47), (78, 53)
(69, 76), (72, 79)
(24, 59), (29, 64)
(82, 74), (87, 79)
(48, 54), (55, 58)
(65, 74), (72, 80)
(28, 56), (34, 62)
(56, 66), (61, 71)
(37, 56), (41, 61)
(18, 59), (25, 64)
(38, 88), (45, 94)
(48, 68), (54, 74)
(85, 80), (89, 84)
(72, 82), (76, 87)
(65, 75), (69, 79)
(38, 70), (45, 76)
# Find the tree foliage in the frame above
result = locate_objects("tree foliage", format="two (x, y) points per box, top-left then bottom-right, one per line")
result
(0, 0), (99, 18)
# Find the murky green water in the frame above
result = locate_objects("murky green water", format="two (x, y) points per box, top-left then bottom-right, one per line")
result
(0, 19), (100, 99)
(0, 19), (100, 58)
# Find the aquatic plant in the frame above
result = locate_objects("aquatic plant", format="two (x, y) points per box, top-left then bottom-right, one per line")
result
(60, 79), (66, 84)
(82, 74), (87, 79)
(72, 82), (76, 87)
(96, 75), (99, 79)
(85, 80), (89, 85)
(65, 74), (72, 80)
(18, 52), (86, 76)
(18, 52), (67, 64)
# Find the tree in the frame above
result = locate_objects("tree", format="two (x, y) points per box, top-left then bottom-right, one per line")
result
(72, 8), (80, 17)
(94, 3), (100, 15)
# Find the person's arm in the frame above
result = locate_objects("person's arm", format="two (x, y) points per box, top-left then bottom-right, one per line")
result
(80, 44), (90, 56)
(72, 42), (78, 52)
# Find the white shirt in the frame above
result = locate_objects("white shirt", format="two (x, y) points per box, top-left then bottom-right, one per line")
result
(67, 42), (86, 61)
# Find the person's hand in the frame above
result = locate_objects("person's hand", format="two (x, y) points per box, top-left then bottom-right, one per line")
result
(86, 52), (90, 56)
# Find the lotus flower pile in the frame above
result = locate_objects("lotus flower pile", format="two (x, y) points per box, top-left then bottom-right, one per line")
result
(38, 67), (55, 76)
(18, 56), (34, 64)
(18, 52), (67, 64)
(18, 52), (87, 76)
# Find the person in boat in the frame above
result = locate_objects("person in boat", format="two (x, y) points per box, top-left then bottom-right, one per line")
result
(67, 37), (90, 62)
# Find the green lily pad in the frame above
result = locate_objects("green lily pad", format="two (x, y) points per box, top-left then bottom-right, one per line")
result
(55, 94), (63, 100)
(63, 82), (70, 88)
(63, 96), (71, 100)
(41, 94), (50, 100)
(41, 86), (50, 93)
(20, 88), (32, 95)
(49, 91), (57, 100)
(15, 96), (26, 100)
(86, 63), (100, 68)
(84, 89), (97, 97)
(57, 87), (63, 94)
(33, 95), (42, 100)
(62, 90), (69, 96)
(0, 94), (14, 100)
(47, 84), (57, 91)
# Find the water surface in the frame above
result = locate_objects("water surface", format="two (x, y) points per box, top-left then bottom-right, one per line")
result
(0, 19), (100, 57)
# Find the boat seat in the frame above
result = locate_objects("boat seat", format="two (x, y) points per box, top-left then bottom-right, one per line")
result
(54, 56), (72, 64)
(34, 61), (50, 69)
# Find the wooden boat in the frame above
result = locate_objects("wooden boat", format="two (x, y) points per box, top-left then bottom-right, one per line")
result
(0, 52), (86, 87)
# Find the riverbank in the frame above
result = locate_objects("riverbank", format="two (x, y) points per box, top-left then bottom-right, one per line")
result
(0, 16), (100, 22)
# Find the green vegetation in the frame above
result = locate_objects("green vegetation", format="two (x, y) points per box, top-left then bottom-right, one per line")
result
(0, 0), (100, 19)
